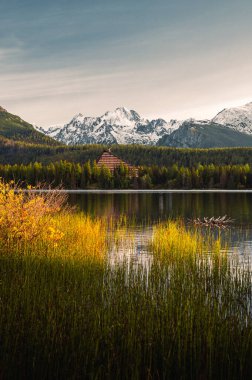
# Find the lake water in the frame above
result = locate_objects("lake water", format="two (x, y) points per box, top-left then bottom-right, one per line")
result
(67, 192), (252, 266)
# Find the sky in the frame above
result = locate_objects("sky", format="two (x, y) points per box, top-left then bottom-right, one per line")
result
(0, 0), (252, 126)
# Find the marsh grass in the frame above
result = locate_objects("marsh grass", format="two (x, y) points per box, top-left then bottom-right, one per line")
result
(152, 220), (225, 260)
(0, 185), (252, 379)
(1, 251), (251, 379)
(45, 212), (107, 262)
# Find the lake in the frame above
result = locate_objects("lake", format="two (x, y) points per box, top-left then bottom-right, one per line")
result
(68, 192), (252, 265)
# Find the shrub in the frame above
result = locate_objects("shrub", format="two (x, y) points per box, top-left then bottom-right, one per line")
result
(0, 179), (66, 247)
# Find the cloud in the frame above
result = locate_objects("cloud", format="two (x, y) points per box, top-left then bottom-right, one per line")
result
(1, 0), (252, 126)
(1, 66), (134, 101)
(1, 54), (252, 127)
(0, 47), (23, 62)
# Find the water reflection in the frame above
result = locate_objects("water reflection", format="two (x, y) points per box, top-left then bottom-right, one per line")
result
(69, 192), (252, 262)
(70, 192), (252, 225)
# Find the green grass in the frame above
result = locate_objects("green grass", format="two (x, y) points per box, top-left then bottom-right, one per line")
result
(0, 221), (251, 379)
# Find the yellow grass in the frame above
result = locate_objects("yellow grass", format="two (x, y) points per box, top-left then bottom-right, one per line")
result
(46, 213), (107, 262)
(0, 179), (107, 263)
(152, 220), (223, 261)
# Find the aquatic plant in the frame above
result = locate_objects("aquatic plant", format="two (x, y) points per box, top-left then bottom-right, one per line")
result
(0, 182), (251, 379)
(151, 220), (224, 263)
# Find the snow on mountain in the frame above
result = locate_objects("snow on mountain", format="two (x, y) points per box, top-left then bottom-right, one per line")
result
(212, 101), (252, 135)
(157, 119), (252, 148)
(35, 125), (63, 138)
(37, 101), (252, 147)
(102, 107), (143, 128)
(39, 107), (182, 145)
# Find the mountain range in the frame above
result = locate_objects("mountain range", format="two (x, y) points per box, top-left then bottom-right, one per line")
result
(157, 120), (252, 148)
(1, 101), (252, 149)
(35, 102), (252, 148)
(36, 107), (182, 146)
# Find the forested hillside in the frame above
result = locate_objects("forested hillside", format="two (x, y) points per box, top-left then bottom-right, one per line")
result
(1, 140), (252, 167)
(0, 161), (251, 189)
(0, 107), (57, 145)
(111, 145), (252, 166)
(2, 125), (252, 189)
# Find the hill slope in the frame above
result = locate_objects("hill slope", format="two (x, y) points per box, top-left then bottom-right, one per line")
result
(157, 120), (252, 148)
(0, 107), (57, 145)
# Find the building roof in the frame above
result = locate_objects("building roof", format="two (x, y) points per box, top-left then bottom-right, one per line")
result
(96, 150), (135, 172)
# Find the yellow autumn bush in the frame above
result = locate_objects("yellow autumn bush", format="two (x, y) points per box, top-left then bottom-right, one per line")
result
(0, 179), (107, 262)
(0, 179), (66, 246)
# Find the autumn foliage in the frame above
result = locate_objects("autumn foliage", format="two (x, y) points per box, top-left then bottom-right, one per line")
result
(0, 179), (106, 261)
(0, 180), (65, 245)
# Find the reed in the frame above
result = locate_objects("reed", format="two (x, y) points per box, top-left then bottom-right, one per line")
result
(0, 183), (251, 379)
(43, 212), (107, 262)
(152, 220), (224, 262)
(1, 252), (251, 379)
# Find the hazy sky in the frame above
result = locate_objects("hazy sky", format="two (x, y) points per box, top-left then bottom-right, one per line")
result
(1, 0), (252, 126)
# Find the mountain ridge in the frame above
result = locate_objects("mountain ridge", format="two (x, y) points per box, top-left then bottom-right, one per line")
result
(36, 101), (252, 147)
(0, 108), (58, 145)
(157, 120), (252, 148)
(37, 107), (182, 146)
(212, 101), (252, 135)
(2, 100), (252, 148)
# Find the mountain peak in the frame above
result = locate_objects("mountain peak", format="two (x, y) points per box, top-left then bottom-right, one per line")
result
(102, 107), (142, 127)
(115, 106), (130, 113)
(104, 107), (133, 117)
(212, 100), (252, 135)
(41, 107), (173, 145)
(73, 113), (84, 118)
(69, 113), (85, 124)
(0, 106), (7, 113)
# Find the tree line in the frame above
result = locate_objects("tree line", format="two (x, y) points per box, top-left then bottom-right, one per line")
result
(1, 161), (252, 189)
(2, 139), (252, 168)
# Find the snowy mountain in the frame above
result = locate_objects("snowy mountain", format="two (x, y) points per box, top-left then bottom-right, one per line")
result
(160, 101), (252, 147)
(212, 102), (252, 135)
(38, 107), (182, 145)
(36, 125), (63, 138)
(157, 119), (252, 148)
(36, 101), (252, 147)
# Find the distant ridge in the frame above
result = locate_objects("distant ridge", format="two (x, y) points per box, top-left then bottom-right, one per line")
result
(36, 107), (181, 145)
(212, 101), (252, 135)
(3, 100), (252, 148)
(0, 107), (58, 145)
(37, 101), (252, 148)
(157, 120), (252, 148)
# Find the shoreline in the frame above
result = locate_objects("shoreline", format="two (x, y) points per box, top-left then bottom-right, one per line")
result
(22, 189), (252, 194)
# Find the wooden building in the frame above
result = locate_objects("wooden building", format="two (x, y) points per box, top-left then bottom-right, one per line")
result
(96, 149), (138, 176)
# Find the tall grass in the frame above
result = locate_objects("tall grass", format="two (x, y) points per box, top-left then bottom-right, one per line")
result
(43, 212), (107, 262)
(152, 220), (224, 259)
(0, 179), (106, 263)
(0, 182), (251, 379)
